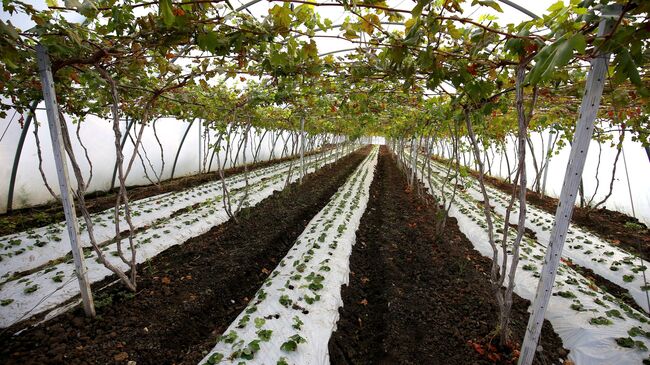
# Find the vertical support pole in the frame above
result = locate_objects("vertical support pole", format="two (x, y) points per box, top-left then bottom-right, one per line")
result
(621, 145), (650, 311)
(171, 118), (195, 179)
(410, 137), (417, 186)
(299, 116), (306, 183)
(198, 119), (202, 173)
(518, 11), (619, 365)
(7, 100), (38, 212)
(620, 147), (636, 218)
(540, 130), (554, 198)
(36, 45), (95, 317)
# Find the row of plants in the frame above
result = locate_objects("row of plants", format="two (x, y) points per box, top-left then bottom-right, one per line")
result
(201, 146), (378, 365)
(0, 144), (359, 329)
(423, 149), (650, 314)
(403, 149), (650, 363)
(0, 142), (342, 282)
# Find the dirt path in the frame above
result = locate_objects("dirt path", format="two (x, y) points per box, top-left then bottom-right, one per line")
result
(329, 147), (566, 365)
(0, 147), (369, 365)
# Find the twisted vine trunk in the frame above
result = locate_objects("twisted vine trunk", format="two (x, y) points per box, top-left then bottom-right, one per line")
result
(593, 126), (626, 210)
(100, 68), (143, 289)
(32, 110), (59, 201)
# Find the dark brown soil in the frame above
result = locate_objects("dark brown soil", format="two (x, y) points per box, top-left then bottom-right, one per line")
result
(0, 147), (370, 365)
(0, 149), (329, 236)
(479, 167), (650, 263)
(329, 147), (567, 365)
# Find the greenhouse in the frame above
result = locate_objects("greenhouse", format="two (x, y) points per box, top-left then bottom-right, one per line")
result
(0, 0), (649, 364)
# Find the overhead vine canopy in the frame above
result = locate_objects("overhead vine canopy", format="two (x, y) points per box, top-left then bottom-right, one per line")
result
(1, 1), (650, 360)
(0, 0), (648, 143)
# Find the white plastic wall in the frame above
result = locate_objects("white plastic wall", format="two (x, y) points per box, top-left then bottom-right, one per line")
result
(0, 103), (303, 213)
(437, 127), (650, 226)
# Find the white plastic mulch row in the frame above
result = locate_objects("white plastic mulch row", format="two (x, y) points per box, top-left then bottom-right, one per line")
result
(0, 147), (358, 329)
(0, 148), (343, 282)
(200, 146), (379, 365)
(404, 150), (650, 364)
(421, 151), (650, 314)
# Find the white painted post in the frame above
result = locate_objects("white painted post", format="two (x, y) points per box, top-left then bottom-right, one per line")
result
(36, 45), (95, 317)
(518, 10), (619, 365)
(299, 116), (306, 183)
(198, 119), (202, 173)
(410, 137), (417, 186)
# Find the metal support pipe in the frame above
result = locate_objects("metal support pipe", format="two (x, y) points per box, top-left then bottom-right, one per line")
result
(198, 119), (202, 173)
(170, 119), (196, 179)
(495, 0), (539, 19)
(208, 143), (218, 173)
(299, 116), (306, 182)
(6, 100), (39, 212)
(540, 130), (554, 198)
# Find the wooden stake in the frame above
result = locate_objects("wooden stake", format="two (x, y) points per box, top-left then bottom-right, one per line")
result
(36, 45), (96, 317)
(518, 9), (620, 364)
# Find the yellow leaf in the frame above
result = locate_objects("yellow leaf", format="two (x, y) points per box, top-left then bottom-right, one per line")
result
(405, 17), (417, 34)
(360, 13), (380, 35)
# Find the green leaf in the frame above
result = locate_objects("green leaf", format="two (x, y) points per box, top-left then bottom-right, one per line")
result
(613, 49), (642, 86)
(547, 1), (564, 12)
(279, 294), (292, 307)
(0, 20), (20, 41)
(292, 316), (304, 330)
(628, 326), (650, 338)
(572, 33), (586, 54)
(221, 330), (238, 344)
(411, 0), (427, 17)
(294, 4), (313, 23)
(341, 21), (359, 40)
(280, 334), (306, 351)
(617, 336), (635, 348)
(64, 0), (82, 8)
(206, 352), (224, 365)
(240, 340), (261, 360)
(404, 17), (418, 34)
(280, 340), (297, 352)
(590, 316), (613, 326)
(197, 31), (219, 52)
(269, 4), (292, 30)
(159, 0), (175, 27)
(472, 0), (503, 13)
(527, 33), (583, 85)
(78, 0), (98, 18)
(257, 329), (273, 341)
(254, 317), (266, 329)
